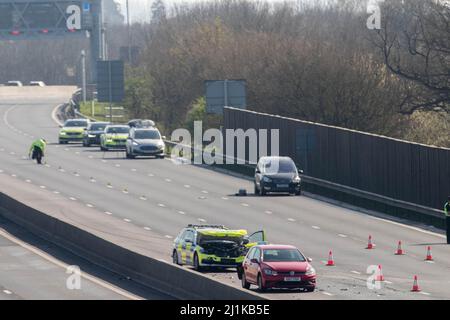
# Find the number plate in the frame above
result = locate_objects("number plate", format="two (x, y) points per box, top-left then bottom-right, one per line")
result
(277, 184), (289, 188)
(284, 277), (301, 282)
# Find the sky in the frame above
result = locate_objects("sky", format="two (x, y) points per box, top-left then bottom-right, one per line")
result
(115, 0), (293, 22)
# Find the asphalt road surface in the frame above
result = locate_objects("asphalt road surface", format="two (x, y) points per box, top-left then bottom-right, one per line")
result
(0, 87), (449, 300)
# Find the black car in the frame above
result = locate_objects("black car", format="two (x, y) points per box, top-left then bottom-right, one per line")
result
(254, 156), (303, 196)
(82, 122), (110, 147)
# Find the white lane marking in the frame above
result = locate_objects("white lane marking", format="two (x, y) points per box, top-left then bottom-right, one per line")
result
(322, 292), (334, 296)
(115, 164), (121, 167)
(198, 218), (207, 223)
(45, 164), (51, 168)
(131, 168), (137, 172)
(0, 170), (3, 173)
(86, 204), (94, 208)
(184, 185), (191, 188)
(420, 292), (431, 296)
(101, 160), (107, 163)
(288, 218), (296, 222)
(69, 197), (77, 201)
(384, 281), (393, 284)
(312, 226), (321, 230)
(222, 197), (229, 200)
(11, 174), (17, 177)
(165, 178), (172, 182)
(90, 178), (96, 183)
(123, 219), (131, 223)
(39, 185), (46, 189)
(351, 271), (361, 275)
(425, 260), (435, 264)
(105, 211), (113, 215)
(9, 152), (15, 155)
(368, 215), (446, 239)
(25, 179), (31, 183)
(178, 211), (186, 215)
(241, 203), (249, 207)
(88, 155), (93, 159)
(3, 290), (12, 295)
(148, 173), (154, 177)
(158, 203), (166, 207)
(122, 189), (129, 194)
(53, 191), (60, 194)
(338, 234), (348, 238)
(0, 228), (141, 300)
(165, 235), (173, 239)
(144, 227), (152, 231)
(201, 190), (209, 194)
(140, 196), (147, 200)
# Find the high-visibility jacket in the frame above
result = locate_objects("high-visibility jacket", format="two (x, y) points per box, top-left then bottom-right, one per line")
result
(445, 201), (450, 217)
(29, 139), (46, 154)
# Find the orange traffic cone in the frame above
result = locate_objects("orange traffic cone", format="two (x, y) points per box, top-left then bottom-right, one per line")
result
(425, 246), (433, 261)
(326, 250), (335, 266)
(411, 275), (421, 292)
(366, 235), (375, 249)
(375, 265), (385, 282)
(395, 241), (405, 255)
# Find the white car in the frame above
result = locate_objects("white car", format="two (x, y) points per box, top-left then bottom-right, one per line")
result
(6, 81), (23, 87)
(29, 81), (46, 87)
(126, 127), (166, 159)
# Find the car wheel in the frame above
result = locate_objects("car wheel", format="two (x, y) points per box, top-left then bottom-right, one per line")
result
(295, 188), (302, 196)
(305, 286), (315, 292)
(100, 146), (107, 151)
(193, 254), (203, 272)
(172, 250), (181, 265)
(257, 274), (266, 292)
(242, 273), (251, 289)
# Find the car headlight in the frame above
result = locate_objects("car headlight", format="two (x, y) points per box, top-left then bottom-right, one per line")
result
(132, 141), (139, 146)
(60, 131), (67, 135)
(88, 134), (96, 138)
(263, 268), (278, 276)
(293, 176), (301, 183)
(305, 266), (316, 276)
(262, 176), (272, 183)
(158, 144), (165, 149)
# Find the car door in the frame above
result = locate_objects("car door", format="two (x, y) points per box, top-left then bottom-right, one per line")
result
(246, 230), (267, 248)
(243, 247), (255, 281)
(248, 248), (262, 283)
(183, 230), (195, 265)
(255, 160), (263, 189)
(175, 230), (187, 265)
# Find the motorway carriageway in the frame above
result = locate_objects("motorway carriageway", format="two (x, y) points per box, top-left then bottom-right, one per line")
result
(0, 87), (449, 300)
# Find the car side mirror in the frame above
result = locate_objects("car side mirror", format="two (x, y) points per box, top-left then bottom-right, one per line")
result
(298, 169), (304, 174)
(242, 238), (249, 245)
(250, 258), (259, 264)
(162, 136), (166, 140)
(307, 257), (312, 262)
(255, 169), (261, 174)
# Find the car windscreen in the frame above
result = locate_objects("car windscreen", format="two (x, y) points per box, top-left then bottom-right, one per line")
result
(65, 121), (88, 127)
(134, 130), (160, 140)
(90, 124), (107, 131)
(263, 159), (297, 174)
(262, 249), (306, 262)
(106, 127), (129, 134)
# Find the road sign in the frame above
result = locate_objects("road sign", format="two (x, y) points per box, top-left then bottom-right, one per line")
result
(205, 80), (246, 115)
(97, 60), (125, 103)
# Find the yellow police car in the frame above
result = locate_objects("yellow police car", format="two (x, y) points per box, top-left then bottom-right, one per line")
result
(172, 224), (266, 271)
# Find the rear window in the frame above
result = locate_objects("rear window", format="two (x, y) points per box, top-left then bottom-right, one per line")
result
(134, 130), (160, 140)
(90, 123), (107, 131)
(262, 249), (306, 262)
(263, 158), (297, 174)
(106, 127), (129, 134)
(65, 120), (88, 127)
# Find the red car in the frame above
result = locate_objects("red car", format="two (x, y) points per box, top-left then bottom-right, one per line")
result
(241, 244), (316, 292)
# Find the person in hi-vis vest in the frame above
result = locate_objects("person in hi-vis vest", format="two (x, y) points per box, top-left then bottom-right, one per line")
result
(445, 196), (450, 244)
